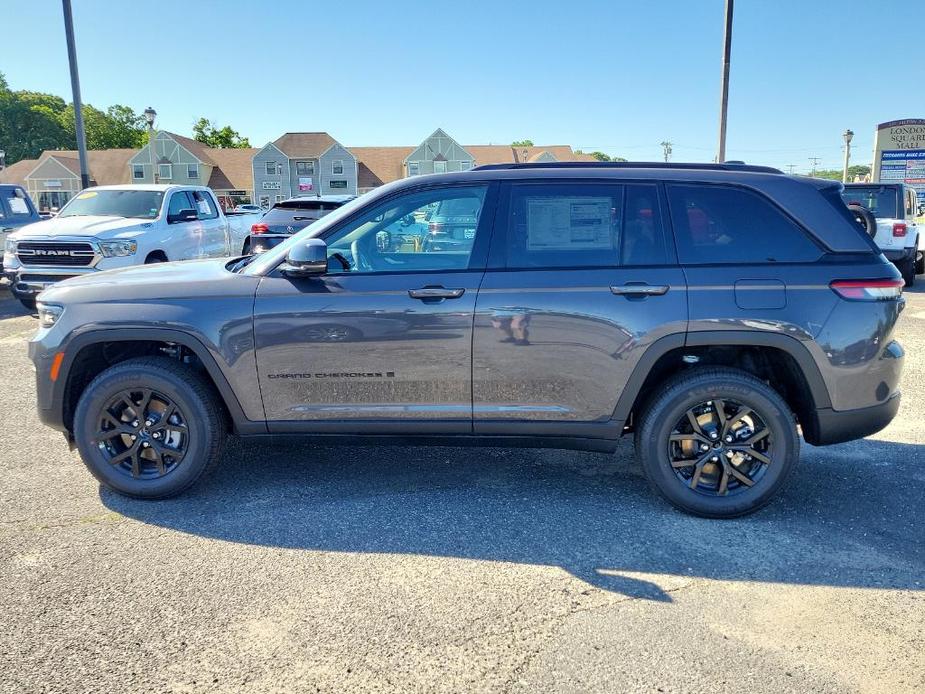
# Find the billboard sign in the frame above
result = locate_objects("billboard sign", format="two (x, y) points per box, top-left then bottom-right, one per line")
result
(872, 119), (925, 204)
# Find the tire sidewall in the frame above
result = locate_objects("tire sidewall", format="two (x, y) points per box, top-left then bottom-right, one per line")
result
(74, 366), (215, 498)
(640, 377), (798, 518)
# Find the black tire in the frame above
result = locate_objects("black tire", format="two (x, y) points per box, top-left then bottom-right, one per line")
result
(73, 357), (226, 499)
(846, 203), (876, 238)
(916, 251), (924, 276)
(634, 367), (799, 518)
(18, 297), (36, 312)
(242, 239), (251, 256)
(898, 257), (915, 287)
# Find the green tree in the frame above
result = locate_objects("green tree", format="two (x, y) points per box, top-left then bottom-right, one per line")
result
(575, 150), (627, 162)
(61, 103), (146, 150)
(511, 139), (534, 147)
(192, 117), (251, 148)
(810, 164), (871, 181)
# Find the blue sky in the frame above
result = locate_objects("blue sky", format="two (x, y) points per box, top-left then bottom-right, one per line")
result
(3, 0), (922, 172)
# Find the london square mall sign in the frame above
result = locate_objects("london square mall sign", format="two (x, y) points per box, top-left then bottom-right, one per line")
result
(873, 118), (925, 204)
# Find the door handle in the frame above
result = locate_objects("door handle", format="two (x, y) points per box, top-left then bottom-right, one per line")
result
(408, 286), (466, 300)
(610, 284), (670, 297)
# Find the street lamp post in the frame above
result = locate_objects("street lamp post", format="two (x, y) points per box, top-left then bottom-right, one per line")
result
(842, 129), (854, 183)
(143, 107), (157, 183)
(716, 0), (734, 163)
(62, 0), (90, 190)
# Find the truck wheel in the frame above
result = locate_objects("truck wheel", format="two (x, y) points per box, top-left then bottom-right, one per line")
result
(916, 251), (924, 276)
(899, 257), (915, 287)
(634, 367), (799, 518)
(72, 357), (226, 499)
(242, 239), (251, 255)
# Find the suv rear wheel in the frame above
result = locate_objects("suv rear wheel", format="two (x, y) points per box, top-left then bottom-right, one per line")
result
(73, 357), (226, 499)
(899, 257), (916, 287)
(635, 367), (799, 518)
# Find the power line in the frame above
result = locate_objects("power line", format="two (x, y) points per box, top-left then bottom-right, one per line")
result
(660, 141), (673, 162)
(808, 157), (821, 176)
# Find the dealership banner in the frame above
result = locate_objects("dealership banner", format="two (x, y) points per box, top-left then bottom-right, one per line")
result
(872, 119), (925, 203)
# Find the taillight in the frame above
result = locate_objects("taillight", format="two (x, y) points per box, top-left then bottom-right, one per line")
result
(251, 223), (269, 235)
(892, 222), (907, 237)
(830, 278), (904, 301)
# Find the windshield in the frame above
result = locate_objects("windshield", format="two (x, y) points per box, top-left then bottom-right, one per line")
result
(242, 194), (374, 275)
(841, 187), (899, 219)
(58, 189), (165, 219)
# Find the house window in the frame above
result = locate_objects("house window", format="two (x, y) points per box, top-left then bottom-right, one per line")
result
(187, 163), (199, 179)
(408, 161), (420, 176)
(332, 160), (344, 175)
(132, 164), (144, 179)
(459, 160), (472, 171)
(158, 164), (172, 180)
(265, 162), (278, 176)
(434, 160), (447, 174)
(296, 161), (314, 176)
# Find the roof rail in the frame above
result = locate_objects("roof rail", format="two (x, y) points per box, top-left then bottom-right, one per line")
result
(471, 161), (783, 174)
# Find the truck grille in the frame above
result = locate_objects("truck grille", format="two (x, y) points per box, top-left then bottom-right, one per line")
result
(17, 242), (96, 267)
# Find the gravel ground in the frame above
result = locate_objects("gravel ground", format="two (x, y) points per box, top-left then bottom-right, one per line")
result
(0, 286), (923, 693)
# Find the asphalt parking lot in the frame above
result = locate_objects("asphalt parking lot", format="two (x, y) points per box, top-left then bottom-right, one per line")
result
(1, 287), (923, 694)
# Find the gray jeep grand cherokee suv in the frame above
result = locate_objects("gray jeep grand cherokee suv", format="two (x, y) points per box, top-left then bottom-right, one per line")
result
(28, 162), (905, 517)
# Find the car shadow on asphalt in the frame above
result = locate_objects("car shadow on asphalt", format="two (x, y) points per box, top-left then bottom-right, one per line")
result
(101, 435), (925, 602)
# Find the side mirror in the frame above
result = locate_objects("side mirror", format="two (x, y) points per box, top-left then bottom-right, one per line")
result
(168, 209), (198, 224)
(280, 238), (327, 277)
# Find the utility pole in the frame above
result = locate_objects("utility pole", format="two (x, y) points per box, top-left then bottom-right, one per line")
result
(62, 0), (90, 190)
(786, 164), (796, 175)
(808, 157), (821, 177)
(660, 141), (673, 163)
(716, 0), (734, 163)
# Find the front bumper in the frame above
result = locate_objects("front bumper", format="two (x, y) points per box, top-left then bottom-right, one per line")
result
(6, 266), (101, 299)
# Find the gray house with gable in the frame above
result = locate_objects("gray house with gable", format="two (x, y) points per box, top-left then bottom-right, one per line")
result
(251, 132), (357, 208)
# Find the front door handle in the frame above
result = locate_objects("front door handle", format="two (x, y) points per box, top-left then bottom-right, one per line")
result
(610, 284), (670, 297)
(408, 286), (466, 300)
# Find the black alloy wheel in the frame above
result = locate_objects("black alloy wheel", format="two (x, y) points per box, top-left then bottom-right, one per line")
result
(667, 398), (772, 496)
(95, 388), (190, 480)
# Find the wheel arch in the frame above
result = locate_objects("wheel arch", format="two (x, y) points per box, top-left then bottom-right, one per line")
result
(613, 331), (831, 441)
(57, 328), (264, 435)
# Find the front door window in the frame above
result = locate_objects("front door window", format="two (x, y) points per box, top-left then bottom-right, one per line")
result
(323, 185), (488, 274)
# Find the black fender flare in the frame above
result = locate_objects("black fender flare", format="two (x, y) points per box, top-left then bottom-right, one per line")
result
(611, 330), (831, 425)
(56, 327), (265, 434)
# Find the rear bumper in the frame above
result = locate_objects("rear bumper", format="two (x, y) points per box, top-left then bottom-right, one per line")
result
(883, 247), (916, 262)
(805, 393), (901, 446)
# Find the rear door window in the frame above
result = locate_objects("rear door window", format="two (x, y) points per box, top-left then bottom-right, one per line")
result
(667, 184), (822, 264)
(502, 182), (668, 269)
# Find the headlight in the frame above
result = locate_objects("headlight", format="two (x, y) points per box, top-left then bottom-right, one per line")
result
(36, 302), (64, 328)
(99, 240), (137, 257)
(4, 237), (17, 254)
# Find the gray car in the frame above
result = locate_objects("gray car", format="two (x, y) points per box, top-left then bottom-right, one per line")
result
(29, 162), (905, 517)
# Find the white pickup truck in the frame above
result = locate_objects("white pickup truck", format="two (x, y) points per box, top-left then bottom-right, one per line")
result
(3, 184), (256, 309)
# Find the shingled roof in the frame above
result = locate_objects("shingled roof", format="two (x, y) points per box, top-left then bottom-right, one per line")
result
(0, 159), (39, 187)
(36, 149), (138, 186)
(349, 146), (415, 188)
(206, 147), (260, 191)
(273, 132), (338, 159)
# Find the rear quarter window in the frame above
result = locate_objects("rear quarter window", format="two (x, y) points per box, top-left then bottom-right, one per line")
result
(1, 187), (35, 221)
(667, 184), (822, 264)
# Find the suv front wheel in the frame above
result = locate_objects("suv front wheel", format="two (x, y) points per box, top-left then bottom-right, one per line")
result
(73, 357), (226, 499)
(635, 367), (799, 518)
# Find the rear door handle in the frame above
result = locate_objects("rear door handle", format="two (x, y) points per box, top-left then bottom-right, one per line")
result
(610, 284), (670, 297)
(408, 286), (466, 300)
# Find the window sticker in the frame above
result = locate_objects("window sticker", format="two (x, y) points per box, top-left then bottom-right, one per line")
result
(76, 191), (98, 200)
(525, 197), (615, 250)
(8, 197), (29, 214)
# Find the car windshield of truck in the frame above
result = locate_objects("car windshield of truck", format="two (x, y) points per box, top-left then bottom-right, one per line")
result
(58, 190), (165, 219)
(841, 187), (899, 219)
